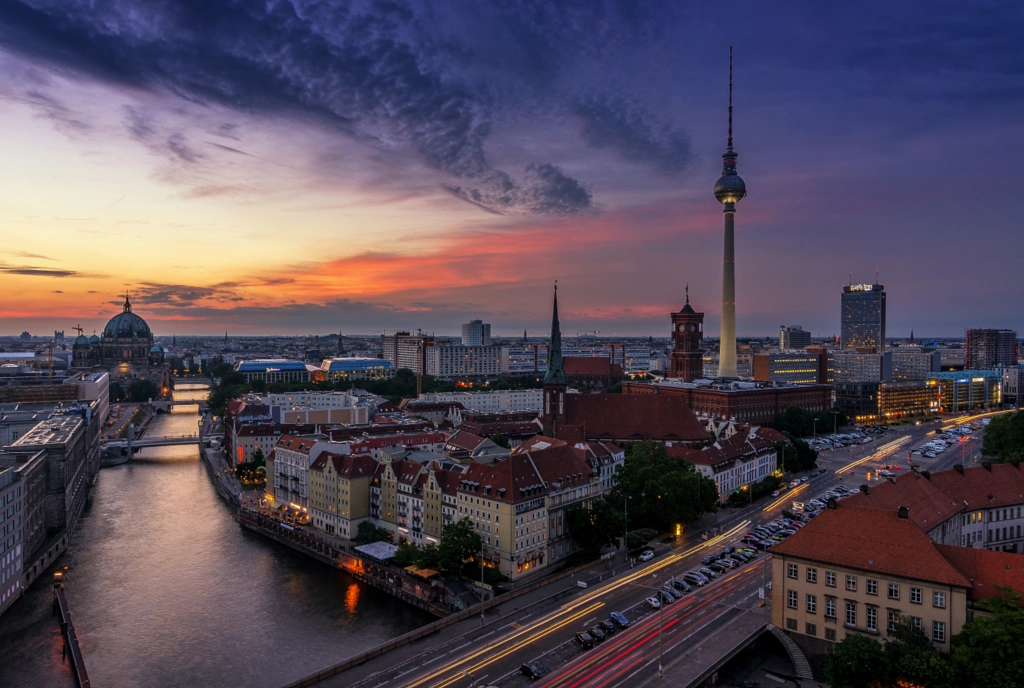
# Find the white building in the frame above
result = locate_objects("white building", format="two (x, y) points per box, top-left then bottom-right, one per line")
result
(0, 466), (23, 617)
(419, 389), (543, 414)
(890, 348), (941, 382)
(834, 351), (892, 383)
(461, 320), (492, 346)
(425, 345), (507, 379)
(668, 428), (779, 503)
(506, 344), (548, 375)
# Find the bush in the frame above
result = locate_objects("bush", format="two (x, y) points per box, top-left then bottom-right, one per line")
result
(626, 528), (658, 550)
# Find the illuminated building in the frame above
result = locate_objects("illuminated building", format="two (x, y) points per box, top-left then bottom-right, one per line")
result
(779, 325), (811, 350)
(461, 320), (492, 346)
(234, 359), (312, 384)
(964, 329), (1019, 370)
(891, 348), (942, 381)
(833, 350), (892, 383)
(841, 283), (886, 351)
(424, 344), (507, 379)
(381, 331), (434, 375)
(835, 381), (939, 424)
(753, 350), (831, 385)
(927, 371), (1001, 413)
(320, 357), (394, 381)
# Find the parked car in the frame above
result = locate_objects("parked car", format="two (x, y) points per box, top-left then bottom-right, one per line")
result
(672, 579), (692, 593)
(575, 631), (595, 648)
(599, 619), (616, 634)
(638, 550), (655, 562)
(659, 590), (676, 604)
(589, 626), (607, 641)
(702, 554), (716, 565)
(609, 611), (630, 628)
(646, 596), (662, 610)
(708, 562), (728, 574)
(684, 572), (707, 586)
(520, 663), (543, 680)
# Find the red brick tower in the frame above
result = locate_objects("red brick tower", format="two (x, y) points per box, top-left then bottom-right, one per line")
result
(669, 286), (704, 381)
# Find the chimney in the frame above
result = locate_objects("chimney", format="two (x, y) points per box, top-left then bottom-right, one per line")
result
(921, 471), (931, 480)
(983, 461), (993, 472)
(955, 464), (964, 475)
(898, 506), (909, 520)
(860, 484), (870, 495)
(827, 497), (837, 510)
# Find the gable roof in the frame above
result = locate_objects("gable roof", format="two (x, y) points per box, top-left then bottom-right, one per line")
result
(517, 443), (594, 490)
(561, 393), (708, 443)
(935, 545), (1024, 601)
(771, 503), (971, 588)
(842, 471), (964, 533)
(458, 454), (546, 504)
(445, 430), (489, 452)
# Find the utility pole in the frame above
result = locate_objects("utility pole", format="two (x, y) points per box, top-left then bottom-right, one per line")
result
(759, 549), (768, 607)
(624, 495), (629, 562)
(480, 541), (485, 625)
(658, 586), (664, 678)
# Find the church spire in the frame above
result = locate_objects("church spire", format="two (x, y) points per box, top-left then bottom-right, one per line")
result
(543, 282), (566, 385)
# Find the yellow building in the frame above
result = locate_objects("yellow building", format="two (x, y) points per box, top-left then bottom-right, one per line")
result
(307, 452), (376, 539)
(768, 502), (1024, 657)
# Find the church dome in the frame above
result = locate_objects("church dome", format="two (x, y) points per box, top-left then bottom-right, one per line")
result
(150, 344), (162, 353)
(89, 334), (100, 344)
(102, 296), (152, 340)
(74, 334), (90, 347)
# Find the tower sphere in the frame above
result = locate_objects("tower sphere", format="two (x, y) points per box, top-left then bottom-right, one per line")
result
(714, 169), (746, 205)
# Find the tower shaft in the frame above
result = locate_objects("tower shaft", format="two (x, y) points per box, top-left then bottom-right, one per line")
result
(720, 204), (737, 378)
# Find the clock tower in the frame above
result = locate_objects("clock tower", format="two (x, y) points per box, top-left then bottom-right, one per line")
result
(669, 286), (704, 381)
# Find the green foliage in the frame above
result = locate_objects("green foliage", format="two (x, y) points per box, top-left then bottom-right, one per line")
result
(354, 521), (392, 546)
(607, 441), (718, 533)
(437, 517), (483, 573)
(462, 561), (509, 586)
(603, 381), (623, 394)
(777, 435), (818, 473)
(727, 474), (782, 505)
(982, 412), (1024, 463)
(489, 433), (510, 449)
(625, 528), (658, 550)
(823, 633), (888, 688)
(128, 379), (160, 402)
(392, 542), (421, 568)
(565, 500), (624, 554)
(949, 589), (1024, 688)
(884, 618), (951, 688)
(772, 405), (848, 438)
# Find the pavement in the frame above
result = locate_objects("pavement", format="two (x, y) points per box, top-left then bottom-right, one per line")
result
(301, 416), (995, 688)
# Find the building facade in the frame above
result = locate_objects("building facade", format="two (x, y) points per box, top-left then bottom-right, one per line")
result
(836, 381), (939, 424)
(425, 345), (507, 379)
(927, 371), (1001, 412)
(753, 351), (830, 385)
(833, 351), (892, 383)
(320, 357), (394, 381)
(420, 389), (543, 415)
(841, 284), (886, 351)
(668, 295), (704, 382)
(891, 348), (941, 381)
(461, 320), (492, 346)
(964, 329), (1018, 370)
(779, 326), (812, 350)
(381, 331), (434, 375)
(0, 466), (23, 616)
(235, 359), (312, 384)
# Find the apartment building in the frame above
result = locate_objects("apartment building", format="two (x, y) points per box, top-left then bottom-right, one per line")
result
(419, 389), (544, 414)
(0, 466), (23, 616)
(425, 344), (507, 379)
(665, 427), (782, 500)
(307, 453), (376, 538)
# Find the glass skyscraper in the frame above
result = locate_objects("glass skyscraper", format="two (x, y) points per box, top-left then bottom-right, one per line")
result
(841, 284), (886, 351)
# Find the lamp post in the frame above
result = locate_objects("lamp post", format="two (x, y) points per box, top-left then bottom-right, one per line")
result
(480, 541), (486, 625)
(624, 495), (629, 562)
(813, 418), (818, 442)
(658, 582), (665, 678)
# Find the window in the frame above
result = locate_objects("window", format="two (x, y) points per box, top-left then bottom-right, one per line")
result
(825, 598), (836, 619)
(866, 579), (878, 596)
(806, 594), (817, 614)
(866, 607), (877, 632)
(846, 575), (857, 592)
(910, 587), (922, 604)
(845, 601), (857, 626)
(826, 571), (836, 587)
(912, 616), (922, 630)
(788, 590), (798, 609)
(825, 627), (837, 641)
(932, 621), (946, 643)
(805, 622), (817, 636)
(933, 591), (946, 609)
(888, 610), (899, 632)
(888, 583), (900, 600)
(788, 563), (798, 579)
(807, 567), (818, 583)
(786, 617), (797, 630)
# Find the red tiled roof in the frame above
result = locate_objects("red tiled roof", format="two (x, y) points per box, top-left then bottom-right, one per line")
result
(564, 357), (614, 375)
(446, 430), (488, 451)
(515, 436), (568, 453)
(562, 393), (708, 443)
(275, 435), (318, 454)
(431, 466), (462, 495)
(771, 503), (971, 588)
(458, 455), (546, 504)
(842, 471), (964, 534)
(517, 443), (594, 489)
(936, 545), (1024, 601)
(927, 463), (1024, 511)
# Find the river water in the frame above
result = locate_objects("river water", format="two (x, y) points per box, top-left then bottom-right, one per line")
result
(0, 385), (431, 687)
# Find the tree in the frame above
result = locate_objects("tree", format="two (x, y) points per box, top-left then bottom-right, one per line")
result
(354, 521), (391, 546)
(128, 379), (160, 402)
(392, 542), (421, 568)
(250, 448), (266, 467)
(607, 441), (718, 533)
(981, 412), (1024, 463)
(776, 435), (818, 473)
(566, 500), (623, 554)
(949, 589), (1024, 688)
(883, 618), (951, 688)
(772, 405), (848, 438)
(489, 433), (510, 449)
(824, 633), (889, 688)
(249, 378), (268, 393)
(437, 517), (482, 574)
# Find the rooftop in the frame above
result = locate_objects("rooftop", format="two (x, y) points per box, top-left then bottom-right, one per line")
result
(9, 414), (84, 448)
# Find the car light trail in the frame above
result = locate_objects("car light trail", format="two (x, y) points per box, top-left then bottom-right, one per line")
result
(836, 436), (910, 474)
(762, 483), (807, 512)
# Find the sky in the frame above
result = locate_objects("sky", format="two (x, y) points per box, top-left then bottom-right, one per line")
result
(0, 1), (1022, 339)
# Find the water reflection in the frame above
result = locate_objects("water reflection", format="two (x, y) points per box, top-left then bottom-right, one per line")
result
(0, 385), (431, 687)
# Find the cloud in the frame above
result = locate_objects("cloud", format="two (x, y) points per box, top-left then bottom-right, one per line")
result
(0, 0), (685, 215)
(11, 251), (55, 260)
(572, 96), (694, 175)
(0, 265), (79, 277)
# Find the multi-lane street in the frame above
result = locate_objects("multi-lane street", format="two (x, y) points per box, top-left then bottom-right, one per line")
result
(340, 414), (1002, 688)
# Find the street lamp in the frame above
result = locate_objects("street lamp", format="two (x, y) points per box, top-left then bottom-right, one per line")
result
(813, 418), (818, 442)
(623, 495), (631, 562)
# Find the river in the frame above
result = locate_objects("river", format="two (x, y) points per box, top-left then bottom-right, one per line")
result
(0, 384), (432, 687)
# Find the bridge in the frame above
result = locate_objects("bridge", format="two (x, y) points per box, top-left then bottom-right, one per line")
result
(102, 434), (200, 450)
(149, 399), (208, 412)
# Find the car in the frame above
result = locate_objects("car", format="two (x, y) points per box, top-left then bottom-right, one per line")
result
(718, 558), (738, 568)
(589, 626), (607, 641)
(709, 562), (728, 573)
(638, 550), (655, 562)
(779, 529), (797, 536)
(788, 480), (800, 488)
(575, 631), (595, 648)
(684, 572), (707, 586)
(646, 596), (662, 610)
(672, 579), (692, 593)
(800, 477), (809, 483)
(771, 490), (780, 497)
(723, 545), (736, 554)
(737, 547), (757, 556)
(730, 552), (750, 563)
(754, 540), (774, 550)
(599, 619), (616, 634)
(520, 663), (543, 680)
(659, 590), (676, 604)
(702, 554), (716, 565)
(609, 611), (630, 628)
(700, 566), (719, 579)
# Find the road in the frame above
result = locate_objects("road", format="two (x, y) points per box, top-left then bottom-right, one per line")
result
(335, 414), (1001, 688)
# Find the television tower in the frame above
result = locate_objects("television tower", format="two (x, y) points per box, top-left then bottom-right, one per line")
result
(713, 46), (746, 378)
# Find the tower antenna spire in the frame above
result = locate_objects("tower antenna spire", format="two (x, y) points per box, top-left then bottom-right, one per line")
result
(727, 45), (734, 151)
(686, 283), (689, 305)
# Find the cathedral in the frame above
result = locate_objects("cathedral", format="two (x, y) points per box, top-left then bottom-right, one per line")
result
(72, 296), (169, 395)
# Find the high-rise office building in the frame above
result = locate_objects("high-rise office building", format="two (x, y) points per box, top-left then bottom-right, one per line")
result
(779, 325), (811, 350)
(841, 283), (886, 351)
(461, 320), (492, 346)
(964, 329), (1018, 370)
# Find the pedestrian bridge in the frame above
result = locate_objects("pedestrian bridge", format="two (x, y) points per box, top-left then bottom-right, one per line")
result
(102, 434), (200, 449)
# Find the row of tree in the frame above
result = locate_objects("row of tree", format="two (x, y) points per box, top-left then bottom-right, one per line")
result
(771, 405), (849, 438)
(825, 591), (1024, 688)
(355, 517), (485, 578)
(981, 411), (1024, 463)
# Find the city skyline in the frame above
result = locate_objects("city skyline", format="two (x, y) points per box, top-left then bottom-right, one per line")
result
(1, 3), (1022, 337)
